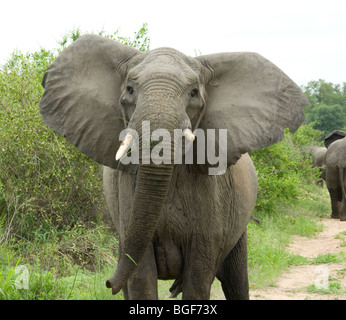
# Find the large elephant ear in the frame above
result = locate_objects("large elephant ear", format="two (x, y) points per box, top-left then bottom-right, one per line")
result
(197, 52), (308, 166)
(40, 34), (143, 169)
(324, 130), (346, 148)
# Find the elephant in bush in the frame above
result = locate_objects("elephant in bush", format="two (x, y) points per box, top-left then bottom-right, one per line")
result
(39, 35), (307, 299)
(311, 146), (327, 185)
(311, 146), (327, 169)
(324, 133), (346, 221)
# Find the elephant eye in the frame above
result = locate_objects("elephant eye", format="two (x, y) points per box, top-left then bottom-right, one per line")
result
(190, 88), (198, 98)
(127, 85), (134, 95)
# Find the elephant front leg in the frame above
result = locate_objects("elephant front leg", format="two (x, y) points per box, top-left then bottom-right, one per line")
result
(180, 241), (217, 299)
(126, 243), (158, 299)
(216, 232), (249, 300)
(327, 187), (341, 219)
(181, 266), (214, 300)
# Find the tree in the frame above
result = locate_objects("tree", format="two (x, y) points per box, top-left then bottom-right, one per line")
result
(303, 80), (346, 108)
(307, 104), (346, 137)
(303, 80), (346, 137)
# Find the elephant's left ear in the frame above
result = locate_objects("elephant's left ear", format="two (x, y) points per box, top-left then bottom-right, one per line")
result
(197, 52), (309, 166)
(40, 34), (144, 169)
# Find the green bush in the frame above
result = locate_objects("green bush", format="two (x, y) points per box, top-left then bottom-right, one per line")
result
(251, 124), (322, 214)
(0, 49), (103, 241)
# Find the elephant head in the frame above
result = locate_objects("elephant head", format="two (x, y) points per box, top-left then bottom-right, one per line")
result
(39, 34), (308, 295)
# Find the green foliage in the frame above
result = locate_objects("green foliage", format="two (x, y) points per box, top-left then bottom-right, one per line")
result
(0, 49), (103, 241)
(0, 250), (122, 300)
(291, 121), (324, 147)
(251, 124), (321, 213)
(307, 282), (345, 295)
(304, 80), (346, 108)
(57, 28), (83, 48)
(307, 104), (346, 136)
(303, 80), (346, 138)
(100, 23), (150, 52)
(58, 24), (150, 53)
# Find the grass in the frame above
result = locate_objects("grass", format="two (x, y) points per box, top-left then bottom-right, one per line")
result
(0, 222), (124, 300)
(306, 282), (345, 295)
(0, 248), (124, 300)
(311, 251), (346, 264)
(335, 231), (346, 247)
(245, 183), (330, 290)
(304, 261), (346, 297)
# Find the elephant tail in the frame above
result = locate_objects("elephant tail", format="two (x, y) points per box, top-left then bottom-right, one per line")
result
(339, 167), (346, 200)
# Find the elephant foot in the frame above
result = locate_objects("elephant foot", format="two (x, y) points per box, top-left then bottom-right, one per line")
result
(331, 213), (340, 219)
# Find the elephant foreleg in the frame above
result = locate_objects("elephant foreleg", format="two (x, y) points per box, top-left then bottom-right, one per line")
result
(216, 232), (249, 300)
(181, 240), (216, 300)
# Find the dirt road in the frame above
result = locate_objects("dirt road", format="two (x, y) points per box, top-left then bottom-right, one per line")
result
(250, 219), (346, 300)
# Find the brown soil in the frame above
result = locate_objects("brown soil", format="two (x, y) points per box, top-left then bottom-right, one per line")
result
(250, 219), (346, 300)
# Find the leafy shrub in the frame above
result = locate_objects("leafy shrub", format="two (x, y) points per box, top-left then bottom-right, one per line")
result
(0, 49), (103, 241)
(251, 124), (322, 213)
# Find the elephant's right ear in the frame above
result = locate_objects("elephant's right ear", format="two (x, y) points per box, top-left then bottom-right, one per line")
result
(40, 34), (144, 169)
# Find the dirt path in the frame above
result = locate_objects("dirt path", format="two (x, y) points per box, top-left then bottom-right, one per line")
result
(250, 219), (346, 300)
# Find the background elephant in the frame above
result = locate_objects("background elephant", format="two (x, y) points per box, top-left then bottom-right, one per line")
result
(324, 135), (346, 221)
(311, 146), (327, 168)
(324, 130), (346, 148)
(311, 146), (327, 185)
(39, 35), (308, 299)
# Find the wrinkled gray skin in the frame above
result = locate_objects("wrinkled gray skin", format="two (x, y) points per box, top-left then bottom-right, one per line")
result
(39, 35), (308, 299)
(311, 146), (327, 184)
(325, 137), (346, 221)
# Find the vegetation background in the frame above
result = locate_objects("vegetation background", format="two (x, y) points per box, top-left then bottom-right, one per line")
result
(0, 25), (345, 299)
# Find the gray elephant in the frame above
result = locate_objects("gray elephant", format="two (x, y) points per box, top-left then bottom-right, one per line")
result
(39, 35), (307, 299)
(324, 134), (346, 221)
(311, 146), (327, 185)
(311, 146), (327, 168)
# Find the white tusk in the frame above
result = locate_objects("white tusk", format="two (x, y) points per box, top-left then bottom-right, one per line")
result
(183, 129), (195, 142)
(115, 133), (133, 160)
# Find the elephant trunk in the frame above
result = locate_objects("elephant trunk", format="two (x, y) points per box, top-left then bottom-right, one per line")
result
(106, 108), (177, 294)
(106, 163), (174, 294)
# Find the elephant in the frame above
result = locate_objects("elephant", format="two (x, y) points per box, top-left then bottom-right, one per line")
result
(39, 34), (308, 299)
(324, 130), (346, 149)
(311, 146), (327, 185)
(324, 135), (346, 221)
(311, 146), (327, 169)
